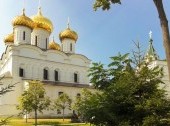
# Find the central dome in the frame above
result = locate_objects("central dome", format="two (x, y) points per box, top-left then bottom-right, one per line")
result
(31, 8), (53, 33)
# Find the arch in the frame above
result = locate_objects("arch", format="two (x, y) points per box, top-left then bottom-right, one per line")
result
(43, 67), (49, 80)
(73, 71), (79, 83)
(54, 68), (60, 81)
(19, 63), (25, 77)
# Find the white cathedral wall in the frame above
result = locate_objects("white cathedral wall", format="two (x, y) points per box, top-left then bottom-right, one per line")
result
(150, 60), (170, 97)
(11, 46), (90, 84)
(0, 77), (24, 116)
(14, 26), (32, 45)
(0, 56), (12, 76)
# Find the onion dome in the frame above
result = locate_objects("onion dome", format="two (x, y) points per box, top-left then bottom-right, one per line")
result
(12, 9), (34, 29)
(31, 7), (53, 33)
(49, 37), (61, 51)
(4, 33), (14, 43)
(59, 22), (78, 42)
(144, 31), (159, 62)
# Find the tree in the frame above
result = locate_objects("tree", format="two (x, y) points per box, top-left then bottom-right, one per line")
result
(17, 80), (50, 126)
(74, 53), (170, 126)
(53, 93), (72, 122)
(93, 0), (170, 80)
(0, 76), (16, 126)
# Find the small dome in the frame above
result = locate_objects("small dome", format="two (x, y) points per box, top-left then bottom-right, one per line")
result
(12, 9), (34, 29)
(59, 27), (78, 42)
(31, 8), (53, 33)
(49, 38), (61, 51)
(4, 33), (14, 43)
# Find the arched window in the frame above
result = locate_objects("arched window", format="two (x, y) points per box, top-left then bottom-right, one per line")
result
(23, 31), (26, 40)
(70, 43), (72, 51)
(77, 93), (81, 97)
(58, 91), (63, 96)
(74, 73), (78, 83)
(19, 67), (24, 77)
(54, 70), (59, 81)
(35, 36), (38, 46)
(43, 68), (48, 80)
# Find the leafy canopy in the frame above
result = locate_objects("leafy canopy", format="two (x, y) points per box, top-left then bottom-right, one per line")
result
(74, 53), (170, 126)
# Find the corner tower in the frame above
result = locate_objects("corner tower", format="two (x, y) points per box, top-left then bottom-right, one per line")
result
(59, 20), (78, 53)
(12, 9), (34, 45)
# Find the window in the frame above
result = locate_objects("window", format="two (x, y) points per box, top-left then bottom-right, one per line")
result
(23, 31), (25, 40)
(74, 73), (78, 83)
(55, 70), (59, 81)
(77, 93), (81, 98)
(43, 69), (48, 80)
(70, 43), (72, 51)
(58, 92), (63, 96)
(35, 36), (38, 46)
(46, 38), (48, 49)
(19, 68), (24, 77)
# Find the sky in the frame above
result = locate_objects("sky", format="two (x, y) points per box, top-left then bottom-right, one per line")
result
(0, 0), (170, 65)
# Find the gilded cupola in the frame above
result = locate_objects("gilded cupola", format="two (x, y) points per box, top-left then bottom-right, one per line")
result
(4, 33), (14, 43)
(31, 7), (53, 33)
(49, 37), (61, 51)
(12, 9), (34, 29)
(59, 22), (78, 42)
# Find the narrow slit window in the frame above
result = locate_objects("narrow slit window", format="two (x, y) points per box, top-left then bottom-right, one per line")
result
(35, 36), (38, 46)
(23, 31), (25, 40)
(74, 73), (78, 83)
(19, 68), (24, 77)
(55, 70), (59, 81)
(70, 43), (72, 51)
(43, 69), (48, 80)
(46, 38), (48, 49)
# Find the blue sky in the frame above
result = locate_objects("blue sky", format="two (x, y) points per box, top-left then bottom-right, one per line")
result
(0, 0), (170, 65)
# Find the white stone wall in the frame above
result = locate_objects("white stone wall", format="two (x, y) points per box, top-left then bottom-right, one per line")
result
(61, 39), (75, 53)
(31, 28), (50, 49)
(14, 26), (32, 45)
(0, 42), (91, 117)
(10, 45), (90, 84)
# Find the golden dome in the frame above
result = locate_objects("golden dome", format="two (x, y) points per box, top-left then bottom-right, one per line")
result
(31, 8), (53, 33)
(4, 33), (14, 43)
(12, 9), (34, 29)
(49, 38), (61, 51)
(59, 27), (78, 42)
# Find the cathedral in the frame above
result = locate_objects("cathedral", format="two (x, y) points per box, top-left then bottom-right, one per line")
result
(0, 7), (91, 117)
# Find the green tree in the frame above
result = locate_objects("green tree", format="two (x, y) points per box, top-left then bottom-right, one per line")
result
(17, 80), (50, 126)
(0, 76), (17, 126)
(93, 0), (170, 80)
(53, 93), (72, 122)
(74, 53), (170, 126)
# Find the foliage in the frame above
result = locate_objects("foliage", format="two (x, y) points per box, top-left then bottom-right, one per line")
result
(0, 76), (17, 126)
(0, 76), (16, 96)
(53, 93), (72, 122)
(74, 52), (170, 126)
(17, 80), (50, 125)
(93, 0), (121, 11)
